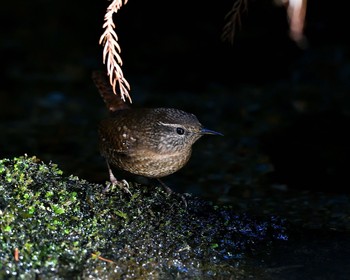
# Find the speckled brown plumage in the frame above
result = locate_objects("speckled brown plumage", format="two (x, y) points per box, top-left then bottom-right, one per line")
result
(92, 71), (222, 183)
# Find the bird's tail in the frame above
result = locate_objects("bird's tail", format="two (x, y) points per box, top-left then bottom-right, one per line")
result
(92, 71), (130, 113)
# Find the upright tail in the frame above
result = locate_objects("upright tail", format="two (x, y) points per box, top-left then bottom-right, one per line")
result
(92, 71), (130, 113)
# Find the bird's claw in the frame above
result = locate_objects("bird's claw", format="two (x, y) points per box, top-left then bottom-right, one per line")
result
(103, 178), (132, 195)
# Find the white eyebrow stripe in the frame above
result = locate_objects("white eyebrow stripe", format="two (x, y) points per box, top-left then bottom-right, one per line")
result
(158, 122), (182, 128)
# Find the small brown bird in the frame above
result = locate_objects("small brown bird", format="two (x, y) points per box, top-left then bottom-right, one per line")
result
(92, 71), (222, 192)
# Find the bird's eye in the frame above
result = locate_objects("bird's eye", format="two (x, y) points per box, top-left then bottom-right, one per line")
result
(176, 127), (185, 135)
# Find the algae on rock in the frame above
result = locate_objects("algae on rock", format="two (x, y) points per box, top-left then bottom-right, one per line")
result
(0, 155), (287, 279)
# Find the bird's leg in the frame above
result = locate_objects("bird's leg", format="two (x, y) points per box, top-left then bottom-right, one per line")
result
(156, 178), (187, 208)
(103, 160), (131, 195)
(156, 178), (173, 195)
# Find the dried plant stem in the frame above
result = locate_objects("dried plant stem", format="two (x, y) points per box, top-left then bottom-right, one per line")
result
(221, 0), (248, 44)
(281, 0), (308, 46)
(222, 0), (307, 47)
(99, 0), (132, 103)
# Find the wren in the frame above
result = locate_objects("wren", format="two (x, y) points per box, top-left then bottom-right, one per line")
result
(92, 71), (222, 190)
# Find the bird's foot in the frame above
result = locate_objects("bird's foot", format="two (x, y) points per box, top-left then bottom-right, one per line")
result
(103, 178), (132, 195)
(103, 160), (132, 195)
(157, 179), (187, 208)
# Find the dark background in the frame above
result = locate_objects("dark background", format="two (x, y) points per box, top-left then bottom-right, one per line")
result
(1, 0), (350, 198)
(2, 1), (350, 278)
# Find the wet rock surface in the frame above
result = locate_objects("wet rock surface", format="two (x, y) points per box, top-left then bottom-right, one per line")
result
(0, 156), (287, 279)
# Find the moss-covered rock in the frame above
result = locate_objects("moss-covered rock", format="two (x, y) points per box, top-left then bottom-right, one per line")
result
(0, 155), (287, 279)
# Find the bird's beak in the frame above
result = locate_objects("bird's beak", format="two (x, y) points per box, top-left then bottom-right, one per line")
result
(200, 128), (223, 136)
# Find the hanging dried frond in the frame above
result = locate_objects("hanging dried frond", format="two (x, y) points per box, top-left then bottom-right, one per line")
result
(99, 0), (132, 103)
(221, 0), (248, 44)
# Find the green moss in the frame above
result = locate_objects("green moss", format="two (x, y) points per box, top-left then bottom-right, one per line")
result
(0, 155), (287, 279)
